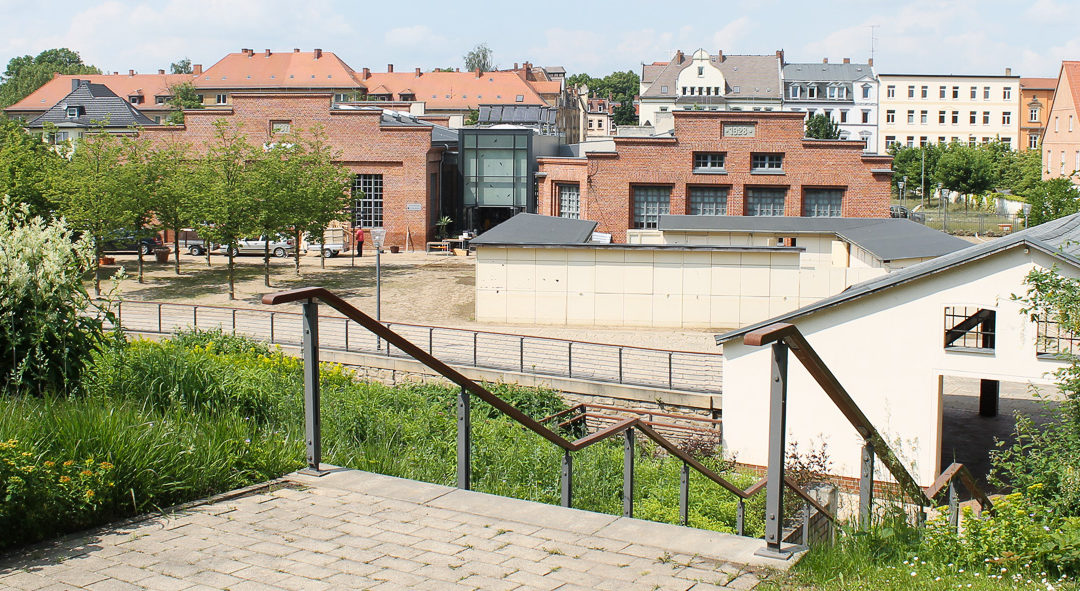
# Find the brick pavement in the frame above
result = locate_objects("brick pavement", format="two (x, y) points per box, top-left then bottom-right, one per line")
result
(0, 469), (801, 590)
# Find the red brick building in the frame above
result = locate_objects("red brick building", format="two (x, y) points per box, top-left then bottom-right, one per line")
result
(536, 110), (893, 242)
(140, 93), (455, 249)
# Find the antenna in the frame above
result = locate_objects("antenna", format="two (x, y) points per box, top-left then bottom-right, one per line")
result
(870, 25), (879, 62)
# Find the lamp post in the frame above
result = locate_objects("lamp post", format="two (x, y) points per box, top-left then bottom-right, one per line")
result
(898, 177), (907, 209)
(372, 227), (386, 349)
(939, 183), (947, 232)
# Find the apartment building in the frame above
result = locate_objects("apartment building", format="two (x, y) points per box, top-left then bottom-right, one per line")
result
(878, 71), (1021, 152)
(5, 71), (192, 124)
(1041, 61), (1080, 183)
(782, 58), (879, 152)
(190, 48), (367, 107)
(1020, 77), (1056, 151)
(585, 95), (617, 137)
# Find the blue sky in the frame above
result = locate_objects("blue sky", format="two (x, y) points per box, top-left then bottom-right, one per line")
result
(1, 0), (1077, 80)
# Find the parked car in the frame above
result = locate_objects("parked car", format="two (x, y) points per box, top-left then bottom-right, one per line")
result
(100, 230), (162, 255)
(890, 205), (926, 224)
(215, 235), (305, 257)
(177, 229), (213, 257)
(305, 228), (348, 258)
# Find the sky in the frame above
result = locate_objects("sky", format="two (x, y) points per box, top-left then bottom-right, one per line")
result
(1, 0), (1078, 81)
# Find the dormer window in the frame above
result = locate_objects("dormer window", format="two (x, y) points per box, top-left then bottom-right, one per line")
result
(789, 86), (801, 99)
(807, 86), (817, 99)
(129, 95), (143, 104)
(515, 95), (524, 102)
(66, 106), (80, 118)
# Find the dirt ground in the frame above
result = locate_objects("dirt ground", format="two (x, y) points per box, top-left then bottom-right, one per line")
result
(98, 250), (720, 352)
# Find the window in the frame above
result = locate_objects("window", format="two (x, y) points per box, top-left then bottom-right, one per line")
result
(514, 95), (524, 102)
(952, 86), (959, 99)
(970, 86), (977, 99)
(129, 95), (143, 104)
(939, 86), (946, 99)
(1029, 133), (1040, 149)
(803, 188), (843, 217)
(862, 110), (870, 123)
(1062, 151), (1067, 174)
(632, 186), (670, 229)
(688, 187), (728, 215)
(558, 184), (580, 219)
(886, 110), (896, 124)
(984, 86), (990, 99)
(983, 111), (990, 125)
(681, 87), (687, 95)
(214, 93), (228, 104)
(920, 110), (928, 124)
(65, 106), (79, 118)
(1002, 112), (1011, 125)
(352, 174), (383, 228)
(693, 152), (726, 171)
(751, 153), (784, 172)
(745, 188), (786, 216)
(1055, 117), (1059, 132)
(887, 85), (895, 98)
(952, 111), (959, 124)
(697, 66), (704, 76)
(970, 111), (977, 124)
(1071, 115), (1075, 132)
(908, 85), (915, 98)
(920, 136), (928, 147)
(907, 110), (915, 124)
(270, 120), (291, 134)
(789, 86), (800, 99)
(1002, 137), (1011, 148)
(921, 86), (928, 99)
(587, 119), (593, 129)
(1036, 316), (1080, 357)
(862, 85), (871, 99)
(196, 94), (204, 104)
(939, 111), (946, 124)
(1003, 87), (1012, 100)
(839, 110), (847, 123)
(885, 136), (897, 148)
(660, 85), (668, 94)
(807, 86), (818, 99)
(907, 136), (915, 147)
(944, 307), (996, 351)
(1030, 107), (1040, 122)
(828, 86), (837, 99)
(938, 136), (946, 144)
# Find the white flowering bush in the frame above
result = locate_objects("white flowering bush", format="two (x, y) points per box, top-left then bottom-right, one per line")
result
(0, 198), (106, 395)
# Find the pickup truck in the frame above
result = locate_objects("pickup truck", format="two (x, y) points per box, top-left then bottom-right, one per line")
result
(215, 236), (306, 257)
(306, 228), (349, 258)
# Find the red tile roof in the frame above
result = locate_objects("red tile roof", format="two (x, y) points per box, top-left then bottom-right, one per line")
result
(193, 49), (365, 89)
(6, 73), (193, 113)
(360, 71), (546, 110)
(1021, 77), (1057, 89)
(1064, 62), (1080, 111)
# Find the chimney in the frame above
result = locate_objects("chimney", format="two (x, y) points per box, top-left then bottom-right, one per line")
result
(264, 49), (271, 57)
(294, 48), (300, 53)
(514, 62), (519, 69)
(867, 58), (873, 67)
(242, 48), (253, 56)
(455, 68), (460, 72)
(113, 71), (118, 75)
(71, 79), (81, 91)
(775, 49), (784, 64)
(524, 61), (531, 71)
(1005, 67), (1012, 76)
(362, 67), (370, 80)
(158, 69), (164, 75)
(129, 69), (134, 76)
(193, 64), (202, 75)
(843, 57), (850, 64)
(823, 57), (828, 64)
(415, 67), (421, 76)
(387, 63), (393, 72)
(314, 48), (322, 59)
(717, 50), (723, 61)
(475, 68), (481, 78)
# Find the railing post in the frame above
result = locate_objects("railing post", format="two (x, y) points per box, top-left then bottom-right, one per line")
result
(117, 301), (122, 328)
(561, 450), (573, 508)
(948, 482), (959, 532)
(192, 305), (197, 328)
(568, 342), (573, 378)
(231, 309), (237, 335)
(859, 441), (875, 530)
(519, 337), (525, 373)
(668, 352), (674, 389)
(623, 428), (635, 518)
(269, 312), (275, 343)
(473, 332), (478, 366)
(679, 462), (689, 526)
(737, 498), (745, 537)
(802, 500), (811, 545)
(457, 386), (471, 490)
(301, 299), (324, 475)
(429, 327), (434, 355)
(618, 347), (624, 384)
(157, 303), (162, 333)
(344, 319), (349, 351)
(757, 341), (791, 559)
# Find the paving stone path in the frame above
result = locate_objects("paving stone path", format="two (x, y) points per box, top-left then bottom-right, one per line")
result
(0, 469), (799, 590)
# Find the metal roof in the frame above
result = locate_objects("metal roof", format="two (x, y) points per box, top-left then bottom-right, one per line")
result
(716, 213), (1080, 345)
(782, 63), (876, 82)
(657, 216), (970, 262)
(336, 105), (457, 143)
(27, 80), (156, 129)
(478, 104), (557, 125)
(470, 213), (598, 245)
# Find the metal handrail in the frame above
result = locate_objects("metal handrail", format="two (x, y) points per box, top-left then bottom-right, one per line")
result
(742, 322), (993, 551)
(262, 287), (834, 542)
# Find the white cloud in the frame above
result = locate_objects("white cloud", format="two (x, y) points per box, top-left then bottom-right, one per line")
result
(711, 17), (752, 53)
(384, 26), (445, 48)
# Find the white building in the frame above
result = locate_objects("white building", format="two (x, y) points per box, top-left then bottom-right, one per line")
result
(878, 71), (1021, 153)
(782, 59), (879, 152)
(717, 213), (1080, 486)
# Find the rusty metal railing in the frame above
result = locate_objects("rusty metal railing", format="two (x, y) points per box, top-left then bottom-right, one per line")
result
(263, 287), (833, 547)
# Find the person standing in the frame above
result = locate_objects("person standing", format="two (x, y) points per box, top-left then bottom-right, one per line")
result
(354, 227), (365, 257)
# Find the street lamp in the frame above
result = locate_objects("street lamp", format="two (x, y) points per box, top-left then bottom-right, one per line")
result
(898, 176), (907, 208)
(939, 183), (947, 232)
(371, 227), (386, 348)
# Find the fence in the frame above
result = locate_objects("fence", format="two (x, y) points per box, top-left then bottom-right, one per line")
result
(114, 300), (723, 395)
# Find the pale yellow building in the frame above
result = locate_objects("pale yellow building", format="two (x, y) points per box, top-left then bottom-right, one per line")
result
(878, 71), (1021, 152)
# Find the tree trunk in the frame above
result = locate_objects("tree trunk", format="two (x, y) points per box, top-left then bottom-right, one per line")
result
(320, 225), (327, 269)
(228, 248), (235, 300)
(294, 230), (302, 276)
(263, 239), (271, 287)
(173, 229), (181, 275)
(94, 242), (102, 297)
(137, 248), (144, 283)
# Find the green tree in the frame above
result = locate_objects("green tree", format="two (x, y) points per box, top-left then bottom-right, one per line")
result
(192, 120), (256, 300)
(144, 139), (194, 274)
(288, 126), (351, 271)
(568, 70), (640, 126)
(0, 117), (62, 218)
(995, 147), (1042, 197)
(247, 142), (297, 286)
(934, 143), (994, 196)
(166, 82), (203, 125)
(169, 58), (192, 75)
(115, 134), (158, 284)
(888, 144), (944, 201)
(464, 109), (479, 126)
(0, 48), (100, 109)
(463, 43), (494, 72)
(1025, 178), (1080, 226)
(804, 113), (841, 139)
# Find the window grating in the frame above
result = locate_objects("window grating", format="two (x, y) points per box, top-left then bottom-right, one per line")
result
(803, 189), (843, 217)
(352, 174), (383, 228)
(944, 306), (995, 350)
(688, 187), (728, 215)
(558, 184), (580, 219)
(1036, 317), (1080, 357)
(632, 186), (670, 229)
(746, 188), (786, 216)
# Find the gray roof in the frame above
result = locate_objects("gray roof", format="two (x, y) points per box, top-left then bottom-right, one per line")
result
(544, 66), (566, 74)
(640, 51), (781, 101)
(28, 80), (155, 129)
(782, 63), (876, 82)
(337, 105), (457, 144)
(470, 213), (598, 245)
(716, 213), (1080, 345)
(478, 104), (556, 125)
(658, 216), (970, 262)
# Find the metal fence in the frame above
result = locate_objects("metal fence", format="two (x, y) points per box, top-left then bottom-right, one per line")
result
(114, 300), (723, 394)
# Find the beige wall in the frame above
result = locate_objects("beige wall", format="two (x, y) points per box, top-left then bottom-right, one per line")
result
(475, 245), (885, 330)
(1043, 68), (1080, 184)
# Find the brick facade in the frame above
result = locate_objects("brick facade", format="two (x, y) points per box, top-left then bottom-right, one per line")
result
(140, 93), (443, 249)
(537, 110), (893, 242)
